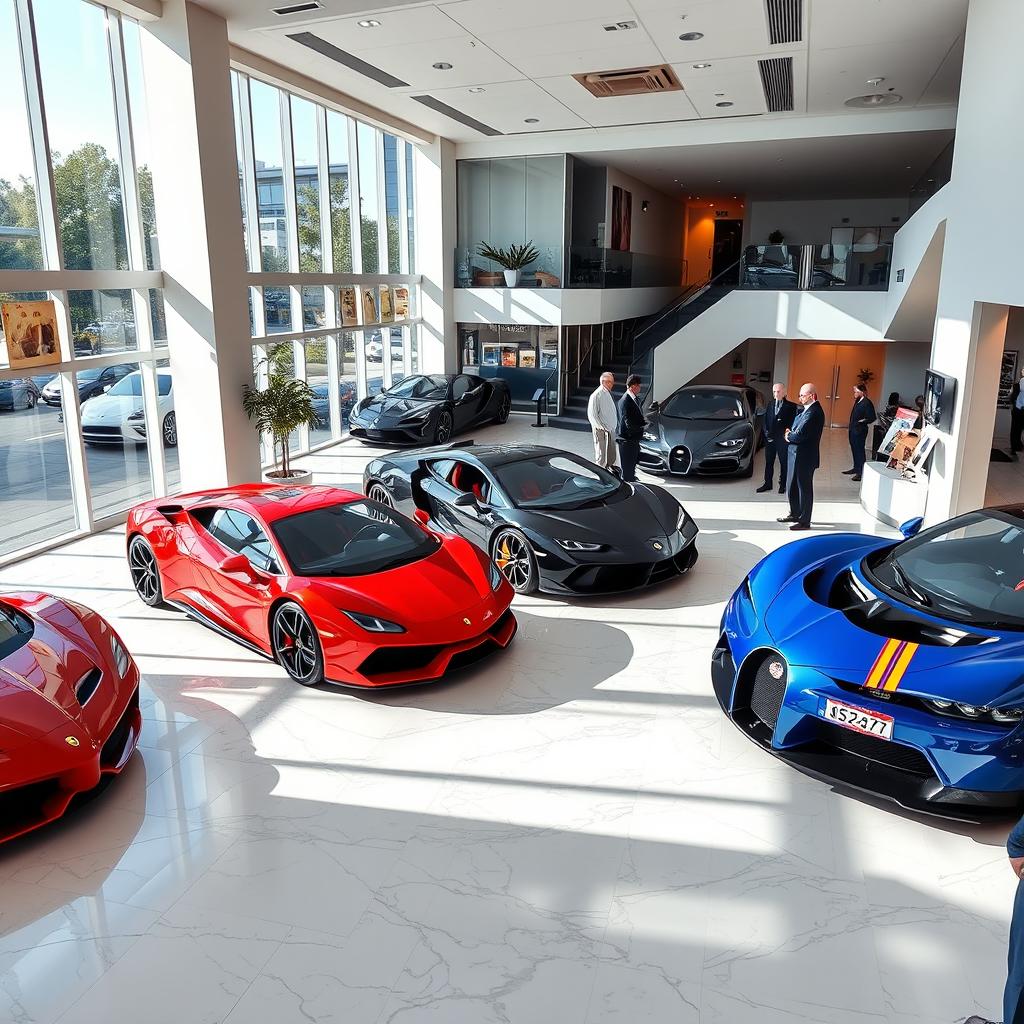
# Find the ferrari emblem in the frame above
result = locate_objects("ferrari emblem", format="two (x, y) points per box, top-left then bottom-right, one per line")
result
(768, 661), (784, 680)
(463, 617), (472, 625)
(65, 736), (80, 747)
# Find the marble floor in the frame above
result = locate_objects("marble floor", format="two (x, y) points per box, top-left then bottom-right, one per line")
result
(0, 421), (1017, 1024)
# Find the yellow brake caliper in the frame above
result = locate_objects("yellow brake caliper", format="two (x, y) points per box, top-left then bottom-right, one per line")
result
(496, 538), (512, 569)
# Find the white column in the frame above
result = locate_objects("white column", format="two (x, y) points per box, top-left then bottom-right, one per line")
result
(139, 1), (260, 489)
(414, 137), (457, 375)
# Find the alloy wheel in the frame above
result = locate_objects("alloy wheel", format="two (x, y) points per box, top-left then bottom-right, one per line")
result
(497, 393), (511, 423)
(129, 539), (160, 604)
(494, 531), (532, 592)
(367, 483), (393, 521)
(436, 411), (452, 444)
(163, 412), (177, 447)
(273, 605), (320, 684)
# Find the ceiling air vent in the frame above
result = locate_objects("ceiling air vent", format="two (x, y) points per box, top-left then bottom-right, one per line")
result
(758, 55), (794, 111)
(602, 20), (638, 31)
(573, 64), (682, 99)
(411, 95), (502, 136)
(764, 0), (802, 45)
(287, 33), (409, 87)
(273, 1), (322, 14)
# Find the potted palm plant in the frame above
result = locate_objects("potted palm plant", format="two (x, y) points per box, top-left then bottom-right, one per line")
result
(243, 367), (319, 486)
(476, 241), (540, 287)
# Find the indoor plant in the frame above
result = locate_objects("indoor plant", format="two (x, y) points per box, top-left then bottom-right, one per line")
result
(476, 241), (540, 287)
(243, 367), (319, 486)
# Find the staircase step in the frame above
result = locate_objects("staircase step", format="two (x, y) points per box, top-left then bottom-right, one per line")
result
(548, 415), (592, 432)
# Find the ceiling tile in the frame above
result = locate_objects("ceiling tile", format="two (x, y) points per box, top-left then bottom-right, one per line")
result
(535, 74), (700, 128)
(440, 0), (636, 34)
(496, 40), (667, 81)
(678, 68), (768, 117)
(298, 6), (467, 50)
(428, 79), (590, 133)
(809, 0), (968, 47)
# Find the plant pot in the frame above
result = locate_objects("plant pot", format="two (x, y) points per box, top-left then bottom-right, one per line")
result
(503, 269), (521, 287)
(262, 468), (313, 487)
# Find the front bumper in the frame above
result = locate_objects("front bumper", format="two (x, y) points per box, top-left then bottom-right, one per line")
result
(639, 440), (752, 476)
(349, 420), (433, 445)
(712, 585), (1024, 819)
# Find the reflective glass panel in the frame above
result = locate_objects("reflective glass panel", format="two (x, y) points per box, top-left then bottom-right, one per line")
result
(263, 286), (291, 335)
(305, 337), (331, 447)
(250, 80), (288, 272)
(357, 122), (380, 273)
(231, 71), (249, 270)
(405, 140), (415, 274)
(292, 96), (321, 273)
(122, 19), (158, 270)
(326, 111), (352, 273)
(157, 356), (179, 492)
(66, 289), (137, 356)
(384, 134), (400, 273)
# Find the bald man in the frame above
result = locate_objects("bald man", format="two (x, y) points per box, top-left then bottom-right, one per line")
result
(778, 382), (825, 530)
(587, 371), (618, 471)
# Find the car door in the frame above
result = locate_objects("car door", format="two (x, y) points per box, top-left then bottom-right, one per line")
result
(452, 375), (487, 432)
(189, 507), (280, 646)
(416, 458), (498, 549)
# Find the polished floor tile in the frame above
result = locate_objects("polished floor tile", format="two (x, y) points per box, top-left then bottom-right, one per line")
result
(0, 423), (1015, 1023)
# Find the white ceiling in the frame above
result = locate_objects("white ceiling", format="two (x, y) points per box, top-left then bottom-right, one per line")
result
(196, 0), (967, 143)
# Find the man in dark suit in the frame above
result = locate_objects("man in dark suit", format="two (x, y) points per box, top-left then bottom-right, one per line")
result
(1011, 371), (1024, 457)
(756, 382), (798, 494)
(778, 382), (825, 531)
(844, 383), (877, 481)
(616, 374), (646, 483)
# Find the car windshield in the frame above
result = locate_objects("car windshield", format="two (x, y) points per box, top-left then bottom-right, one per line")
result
(76, 368), (104, 383)
(662, 389), (744, 420)
(271, 500), (439, 576)
(864, 510), (1024, 629)
(493, 453), (620, 510)
(108, 373), (172, 397)
(387, 375), (448, 401)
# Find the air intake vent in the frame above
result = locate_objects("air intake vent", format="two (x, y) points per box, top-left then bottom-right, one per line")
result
(573, 64), (682, 99)
(75, 668), (101, 707)
(273, 1), (322, 14)
(411, 95), (502, 136)
(758, 56), (794, 112)
(764, 0), (802, 45)
(287, 33), (409, 88)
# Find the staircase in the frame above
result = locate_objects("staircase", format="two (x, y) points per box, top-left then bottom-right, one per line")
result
(549, 355), (632, 432)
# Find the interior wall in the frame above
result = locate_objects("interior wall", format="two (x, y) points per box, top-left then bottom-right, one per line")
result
(689, 338), (776, 391)
(604, 166), (684, 257)
(880, 341), (931, 408)
(570, 159), (608, 248)
(745, 197), (910, 245)
(684, 196), (746, 286)
(992, 306), (1024, 446)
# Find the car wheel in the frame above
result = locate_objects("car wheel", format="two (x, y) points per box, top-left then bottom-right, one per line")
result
(128, 536), (165, 607)
(271, 601), (324, 686)
(366, 481), (394, 521)
(24, 390), (36, 410)
(162, 412), (177, 448)
(492, 528), (539, 595)
(496, 390), (511, 424)
(434, 409), (453, 444)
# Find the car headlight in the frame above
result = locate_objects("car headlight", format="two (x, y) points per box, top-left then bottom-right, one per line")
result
(555, 538), (605, 552)
(343, 610), (405, 633)
(924, 698), (1024, 725)
(110, 633), (130, 677)
(127, 410), (144, 421)
(488, 560), (503, 591)
(643, 431), (659, 442)
(716, 437), (745, 448)
(676, 505), (687, 531)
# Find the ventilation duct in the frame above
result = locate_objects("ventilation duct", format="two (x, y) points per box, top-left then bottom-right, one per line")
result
(764, 0), (802, 45)
(273, 2), (322, 14)
(758, 56), (794, 112)
(411, 95), (502, 137)
(573, 64), (682, 98)
(287, 33), (409, 88)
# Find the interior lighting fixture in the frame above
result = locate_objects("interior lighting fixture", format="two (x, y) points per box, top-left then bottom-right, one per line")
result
(866, 77), (885, 86)
(468, 87), (485, 93)
(692, 62), (712, 69)
(357, 18), (381, 27)
(524, 117), (539, 123)
(641, 200), (649, 212)
(845, 92), (902, 107)
(679, 31), (704, 40)
(716, 101), (733, 107)
(432, 62), (453, 70)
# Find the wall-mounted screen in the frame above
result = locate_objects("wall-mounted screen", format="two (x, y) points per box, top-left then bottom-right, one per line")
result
(924, 369), (956, 428)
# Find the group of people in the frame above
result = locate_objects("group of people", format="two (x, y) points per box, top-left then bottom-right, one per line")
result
(587, 372), (877, 530)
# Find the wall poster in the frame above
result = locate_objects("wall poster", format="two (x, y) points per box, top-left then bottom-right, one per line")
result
(393, 286), (410, 320)
(339, 287), (358, 327)
(0, 300), (61, 369)
(999, 349), (1019, 409)
(378, 285), (394, 324)
(361, 286), (378, 325)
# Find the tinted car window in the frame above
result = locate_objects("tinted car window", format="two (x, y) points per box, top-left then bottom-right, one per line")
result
(195, 507), (281, 574)
(662, 389), (744, 420)
(387, 375), (448, 401)
(866, 510), (1024, 628)
(453, 376), (472, 400)
(272, 501), (439, 577)
(494, 453), (620, 510)
(106, 372), (172, 397)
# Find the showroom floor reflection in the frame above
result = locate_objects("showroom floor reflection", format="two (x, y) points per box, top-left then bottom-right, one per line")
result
(0, 424), (1015, 1024)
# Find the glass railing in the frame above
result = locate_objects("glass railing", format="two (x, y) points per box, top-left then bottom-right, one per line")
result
(454, 245), (684, 289)
(740, 243), (892, 291)
(909, 140), (953, 215)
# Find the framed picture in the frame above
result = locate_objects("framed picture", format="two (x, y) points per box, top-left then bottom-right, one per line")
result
(1, 300), (61, 369)
(518, 350), (536, 368)
(611, 185), (631, 252)
(393, 286), (410, 320)
(339, 287), (358, 327)
(378, 285), (394, 324)
(886, 428), (921, 470)
(879, 409), (917, 458)
(361, 287), (378, 325)
(924, 369), (956, 428)
(998, 350), (1018, 409)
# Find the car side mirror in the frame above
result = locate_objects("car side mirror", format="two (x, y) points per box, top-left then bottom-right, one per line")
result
(413, 508), (430, 528)
(453, 492), (477, 507)
(102, 384), (112, 393)
(899, 517), (923, 539)
(218, 553), (250, 575)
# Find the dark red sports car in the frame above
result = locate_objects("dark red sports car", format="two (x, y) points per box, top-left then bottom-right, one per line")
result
(126, 484), (517, 687)
(0, 592), (141, 844)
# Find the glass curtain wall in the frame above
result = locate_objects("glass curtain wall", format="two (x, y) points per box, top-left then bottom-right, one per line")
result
(232, 70), (420, 464)
(0, 0), (171, 563)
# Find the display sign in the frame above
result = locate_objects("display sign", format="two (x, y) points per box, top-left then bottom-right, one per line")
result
(0, 300), (60, 369)
(886, 428), (921, 471)
(924, 368), (955, 428)
(361, 287), (378, 325)
(339, 287), (358, 327)
(393, 286), (410, 320)
(378, 285), (394, 324)
(878, 407), (918, 459)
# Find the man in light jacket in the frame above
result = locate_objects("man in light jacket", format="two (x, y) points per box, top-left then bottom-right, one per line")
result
(588, 371), (618, 471)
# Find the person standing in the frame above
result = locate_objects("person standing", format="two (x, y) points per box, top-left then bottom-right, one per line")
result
(1011, 371), (1024, 457)
(616, 374), (646, 483)
(587, 371), (618, 472)
(756, 382), (798, 494)
(844, 383), (877, 481)
(778, 382), (825, 531)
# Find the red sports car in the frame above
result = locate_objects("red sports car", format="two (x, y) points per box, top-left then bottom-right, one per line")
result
(125, 484), (517, 687)
(0, 592), (141, 844)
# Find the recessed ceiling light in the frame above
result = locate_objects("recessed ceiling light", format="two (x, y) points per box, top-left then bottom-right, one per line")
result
(692, 62), (712, 69)
(714, 92), (725, 97)
(357, 18), (381, 27)
(845, 92), (902, 107)
(432, 62), (453, 70)
(716, 101), (733, 107)
(524, 117), (539, 123)
(866, 77), (885, 86)
(468, 87), (485, 93)
(679, 31), (704, 41)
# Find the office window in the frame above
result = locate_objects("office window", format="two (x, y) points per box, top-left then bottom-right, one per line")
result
(121, 19), (159, 270)
(384, 134), (401, 274)
(357, 122), (381, 273)
(292, 96), (321, 273)
(250, 80), (288, 272)
(326, 110), (352, 274)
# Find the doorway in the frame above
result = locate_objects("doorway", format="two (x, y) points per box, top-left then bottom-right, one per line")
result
(788, 342), (888, 427)
(711, 219), (743, 284)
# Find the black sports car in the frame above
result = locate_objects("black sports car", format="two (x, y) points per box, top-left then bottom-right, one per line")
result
(639, 385), (765, 478)
(349, 374), (511, 446)
(363, 443), (699, 595)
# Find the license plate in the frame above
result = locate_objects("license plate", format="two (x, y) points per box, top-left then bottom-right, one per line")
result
(822, 698), (893, 740)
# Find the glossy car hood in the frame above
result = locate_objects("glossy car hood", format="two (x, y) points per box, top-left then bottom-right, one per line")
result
(309, 536), (493, 623)
(653, 413), (749, 447)
(81, 393), (142, 422)
(353, 394), (437, 423)
(757, 543), (1024, 707)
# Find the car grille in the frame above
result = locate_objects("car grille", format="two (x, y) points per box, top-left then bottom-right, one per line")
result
(82, 426), (122, 437)
(749, 652), (787, 730)
(100, 688), (139, 769)
(669, 446), (691, 474)
(815, 720), (933, 776)
(0, 779), (63, 841)
(564, 549), (694, 592)
(75, 667), (101, 707)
